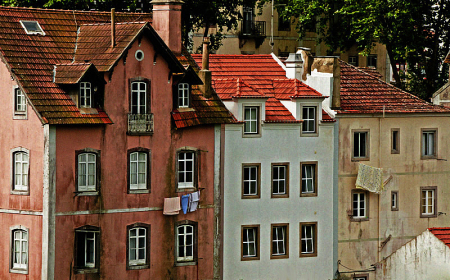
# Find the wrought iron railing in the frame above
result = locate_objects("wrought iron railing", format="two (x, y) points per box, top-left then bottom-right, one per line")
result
(128, 113), (154, 134)
(241, 20), (266, 37)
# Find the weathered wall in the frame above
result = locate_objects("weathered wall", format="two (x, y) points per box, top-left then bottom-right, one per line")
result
(53, 37), (217, 279)
(337, 115), (450, 278)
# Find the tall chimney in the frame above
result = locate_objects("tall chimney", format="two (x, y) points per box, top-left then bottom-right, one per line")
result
(331, 57), (341, 109)
(151, 0), (184, 55)
(111, 8), (115, 48)
(199, 37), (212, 98)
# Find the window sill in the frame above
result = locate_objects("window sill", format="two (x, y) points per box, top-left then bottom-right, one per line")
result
(299, 252), (317, 258)
(300, 132), (318, 137)
(300, 192), (317, 197)
(127, 264), (150, 270)
(271, 194), (289, 198)
(174, 261), (197, 267)
(74, 268), (99, 274)
(128, 189), (150, 194)
(351, 157), (370, 162)
(10, 268), (28, 274)
(176, 187), (196, 193)
(350, 217), (369, 222)
(13, 113), (27, 120)
(241, 256), (260, 261)
(421, 155), (437, 160)
(11, 190), (30, 196)
(74, 191), (99, 196)
(420, 214), (437, 218)
(241, 194), (261, 199)
(270, 254), (289, 260)
(242, 133), (261, 138)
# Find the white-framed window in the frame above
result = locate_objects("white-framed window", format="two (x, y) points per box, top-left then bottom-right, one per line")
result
(13, 151), (29, 192)
(11, 228), (28, 271)
(244, 106), (259, 134)
(177, 151), (195, 189)
(242, 227), (258, 258)
(301, 163), (316, 195)
(422, 129), (437, 159)
(352, 191), (367, 219)
(14, 88), (26, 114)
(421, 187), (436, 218)
(391, 191), (398, 211)
(272, 164), (288, 197)
(242, 164), (260, 198)
(129, 227), (146, 266)
(74, 226), (99, 272)
(302, 106), (316, 133)
(131, 81), (147, 114)
(271, 224), (288, 258)
(79, 82), (92, 108)
(129, 152), (147, 190)
(178, 83), (189, 108)
(353, 130), (369, 160)
(77, 153), (96, 192)
(176, 224), (194, 262)
(300, 223), (317, 257)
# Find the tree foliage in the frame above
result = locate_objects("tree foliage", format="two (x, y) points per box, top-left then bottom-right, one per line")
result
(265, 0), (450, 99)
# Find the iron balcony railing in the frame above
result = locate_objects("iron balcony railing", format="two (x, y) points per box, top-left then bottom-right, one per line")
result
(241, 20), (266, 37)
(128, 113), (154, 134)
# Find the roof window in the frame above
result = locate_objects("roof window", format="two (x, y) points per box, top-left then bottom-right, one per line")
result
(20, 20), (45, 35)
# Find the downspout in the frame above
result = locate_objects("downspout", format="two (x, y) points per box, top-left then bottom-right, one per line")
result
(377, 107), (384, 265)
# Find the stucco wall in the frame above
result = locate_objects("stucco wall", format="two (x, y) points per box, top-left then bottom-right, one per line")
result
(223, 121), (336, 279)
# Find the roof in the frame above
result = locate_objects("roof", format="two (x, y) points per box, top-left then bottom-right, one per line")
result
(54, 63), (94, 84)
(429, 227), (450, 249)
(338, 60), (450, 114)
(192, 54), (334, 123)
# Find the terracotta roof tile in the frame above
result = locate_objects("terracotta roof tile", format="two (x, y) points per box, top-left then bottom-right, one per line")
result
(429, 227), (450, 249)
(54, 63), (93, 84)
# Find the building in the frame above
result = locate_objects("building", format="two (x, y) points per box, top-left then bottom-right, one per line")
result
(290, 49), (450, 279)
(192, 53), (338, 279)
(0, 2), (235, 279)
(375, 228), (450, 280)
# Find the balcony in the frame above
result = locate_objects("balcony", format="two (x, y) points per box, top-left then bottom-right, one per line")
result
(127, 113), (154, 135)
(240, 20), (266, 48)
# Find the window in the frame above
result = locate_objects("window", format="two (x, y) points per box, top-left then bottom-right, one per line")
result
(130, 80), (149, 114)
(391, 191), (398, 211)
(352, 191), (368, 221)
(278, 14), (291, 31)
(20, 20), (45, 35)
(127, 224), (150, 270)
(391, 128), (400, 154)
(272, 163), (289, 198)
(79, 82), (92, 108)
(14, 87), (27, 116)
(10, 227), (28, 274)
(421, 129), (437, 159)
(12, 151), (29, 193)
(352, 130), (369, 161)
(128, 148), (150, 193)
(420, 187), (437, 218)
(301, 162), (317, 196)
(74, 226), (100, 273)
(76, 148), (100, 194)
(178, 83), (189, 108)
(353, 275), (368, 280)
(349, 56), (358, 66)
(241, 225), (260, 261)
(175, 220), (197, 265)
(271, 224), (289, 259)
(242, 7), (253, 35)
(176, 149), (198, 191)
(242, 163), (261, 199)
(367, 55), (377, 68)
(243, 106), (259, 135)
(300, 222), (317, 257)
(302, 106), (317, 134)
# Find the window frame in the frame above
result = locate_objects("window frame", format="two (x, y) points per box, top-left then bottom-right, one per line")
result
(126, 223), (150, 270)
(129, 78), (151, 115)
(74, 225), (100, 274)
(391, 191), (399, 211)
(127, 148), (151, 194)
(391, 128), (400, 154)
(176, 148), (199, 192)
(421, 128), (437, 159)
(271, 163), (289, 198)
(351, 190), (369, 221)
(241, 163), (261, 199)
(79, 81), (92, 108)
(241, 225), (260, 261)
(11, 147), (30, 195)
(270, 223), (289, 259)
(243, 105), (260, 136)
(13, 86), (27, 119)
(177, 83), (190, 108)
(174, 220), (198, 266)
(353, 274), (369, 280)
(75, 148), (101, 195)
(300, 222), (317, 258)
(352, 129), (370, 161)
(301, 105), (318, 136)
(420, 186), (437, 218)
(10, 225), (29, 274)
(367, 55), (377, 68)
(300, 161), (318, 197)
(348, 56), (358, 67)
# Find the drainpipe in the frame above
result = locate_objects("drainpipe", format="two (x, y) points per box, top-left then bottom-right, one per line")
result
(111, 8), (115, 48)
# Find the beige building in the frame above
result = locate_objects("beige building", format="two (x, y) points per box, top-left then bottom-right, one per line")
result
(192, 2), (392, 81)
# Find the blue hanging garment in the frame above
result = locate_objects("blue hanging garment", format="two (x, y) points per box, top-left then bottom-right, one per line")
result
(181, 194), (190, 214)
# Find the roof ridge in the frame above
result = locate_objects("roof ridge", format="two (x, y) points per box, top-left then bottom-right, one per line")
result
(81, 21), (147, 26)
(0, 5), (150, 16)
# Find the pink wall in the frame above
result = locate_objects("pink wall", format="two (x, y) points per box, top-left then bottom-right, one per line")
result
(53, 37), (216, 279)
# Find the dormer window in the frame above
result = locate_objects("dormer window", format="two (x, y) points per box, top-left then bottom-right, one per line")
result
(302, 106), (316, 133)
(79, 82), (92, 108)
(244, 106), (259, 134)
(178, 83), (189, 108)
(20, 20), (45, 35)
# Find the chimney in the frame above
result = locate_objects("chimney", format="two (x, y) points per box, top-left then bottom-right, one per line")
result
(297, 47), (313, 81)
(198, 37), (212, 98)
(331, 57), (341, 109)
(151, 0), (184, 55)
(285, 52), (303, 81)
(111, 8), (115, 48)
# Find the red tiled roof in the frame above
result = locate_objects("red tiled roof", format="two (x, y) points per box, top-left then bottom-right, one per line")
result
(0, 6), (152, 124)
(54, 63), (93, 84)
(339, 60), (450, 114)
(429, 227), (450, 249)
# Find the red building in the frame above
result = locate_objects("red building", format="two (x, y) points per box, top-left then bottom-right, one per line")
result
(0, 2), (233, 279)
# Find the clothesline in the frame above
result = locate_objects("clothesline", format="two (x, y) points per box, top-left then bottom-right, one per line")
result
(163, 190), (201, 215)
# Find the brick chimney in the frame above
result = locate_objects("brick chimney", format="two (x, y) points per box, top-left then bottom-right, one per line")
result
(198, 37), (212, 98)
(150, 0), (183, 55)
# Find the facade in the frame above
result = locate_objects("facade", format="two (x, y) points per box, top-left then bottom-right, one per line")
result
(193, 54), (338, 279)
(290, 49), (450, 279)
(0, 3), (234, 279)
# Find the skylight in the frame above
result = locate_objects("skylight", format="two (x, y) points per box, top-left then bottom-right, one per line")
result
(20, 20), (45, 35)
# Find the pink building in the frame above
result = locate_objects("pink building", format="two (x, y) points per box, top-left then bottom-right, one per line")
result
(0, 3), (233, 279)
